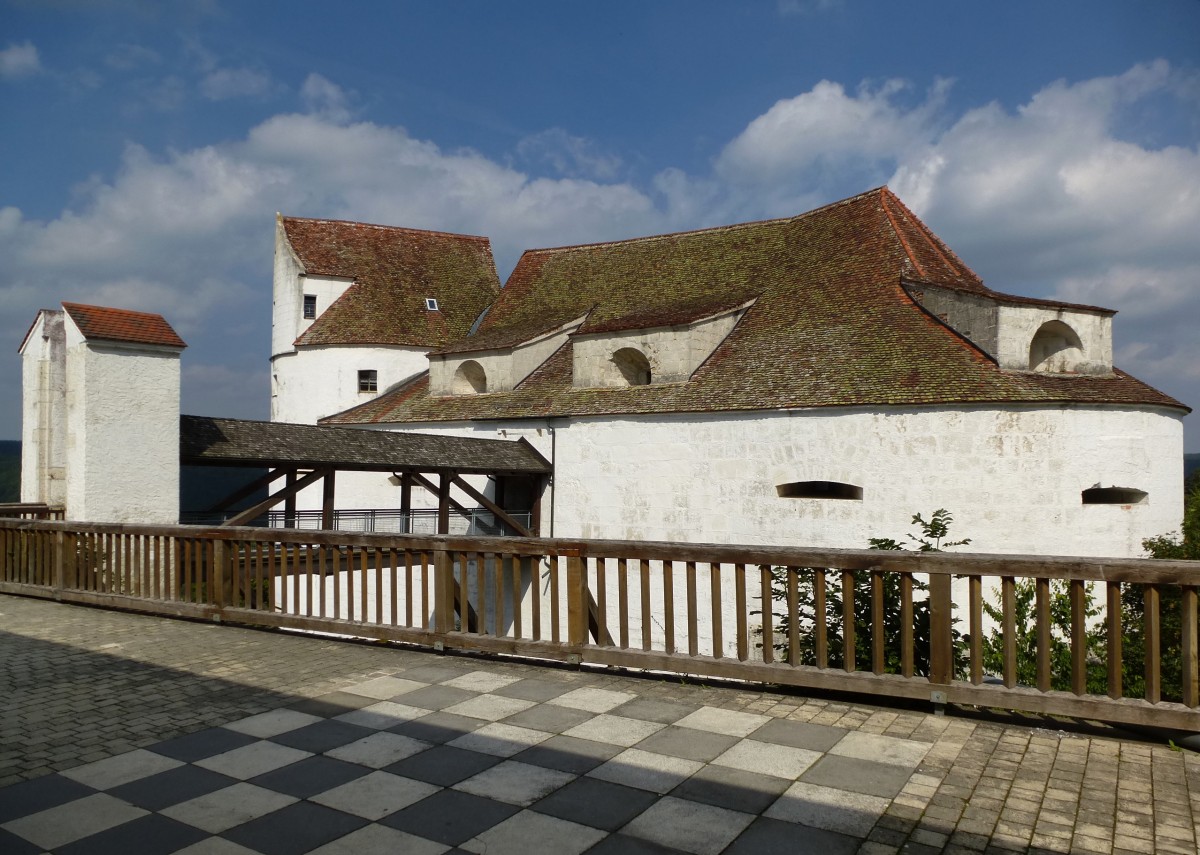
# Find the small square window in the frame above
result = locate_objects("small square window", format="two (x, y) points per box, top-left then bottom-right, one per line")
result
(425, 298), (439, 311)
(303, 294), (317, 319)
(358, 370), (378, 393)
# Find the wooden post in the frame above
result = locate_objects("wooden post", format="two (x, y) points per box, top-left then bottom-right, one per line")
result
(437, 474), (451, 535)
(400, 472), (412, 534)
(928, 572), (953, 692)
(567, 553), (586, 648)
(54, 530), (65, 592)
(1182, 587), (1198, 708)
(434, 549), (455, 634)
(531, 476), (546, 536)
(284, 470), (297, 529)
(321, 470), (336, 531)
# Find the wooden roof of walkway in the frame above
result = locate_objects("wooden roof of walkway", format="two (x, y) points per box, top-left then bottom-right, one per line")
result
(179, 415), (551, 532)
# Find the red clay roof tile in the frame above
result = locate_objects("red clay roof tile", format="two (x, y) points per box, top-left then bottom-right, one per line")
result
(62, 303), (186, 349)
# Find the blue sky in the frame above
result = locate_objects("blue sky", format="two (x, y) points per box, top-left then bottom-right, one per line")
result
(2, 1), (1198, 449)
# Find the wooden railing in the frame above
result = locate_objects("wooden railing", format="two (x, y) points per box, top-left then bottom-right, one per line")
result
(2, 518), (1198, 729)
(0, 503), (65, 520)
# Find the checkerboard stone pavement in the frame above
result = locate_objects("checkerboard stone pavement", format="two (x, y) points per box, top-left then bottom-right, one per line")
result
(2, 595), (1199, 854)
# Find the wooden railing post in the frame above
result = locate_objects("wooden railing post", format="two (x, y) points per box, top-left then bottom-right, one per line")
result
(567, 552), (586, 650)
(54, 530), (65, 594)
(1182, 586), (1198, 708)
(928, 571), (953, 710)
(434, 549), (455, 636)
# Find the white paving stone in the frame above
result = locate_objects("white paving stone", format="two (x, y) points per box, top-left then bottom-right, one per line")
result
(309, 823), (450, 855)
(765, 780), (890, 836)
(673, 706), (771, 737)
(222, 709), (323, 738)
(448, 722), (553, 757)
(442, 671), (522, 693)
(712, 739), (821, 780)
(335, 700), (429, 730)
(326, 731), (432, 768)
(311, 771), (440, 820)
(442, 694), (537, 722)
(344, 675), (428, 700)
(194, 741), (312, 779)
(587, 747), (703, 793)
(161, 783), (296, 834)
(561, 714), (664, 747)
(623, 796), (755, 855)
(462, 809), (606, 855)
(60, 748), (182, 789)
(174, 839), (263, 855)
(454, 760), (576, 806)
(829, 732), (930, 769)
(2, 793), (147, 850)
(546, 686), (635, 713)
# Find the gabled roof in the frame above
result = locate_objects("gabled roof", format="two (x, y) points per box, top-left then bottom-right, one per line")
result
(181, 415), (550, 475)
(62, 303), (186, 349)
(281, 216), (501, 348)
(323, 187), (1186, 426)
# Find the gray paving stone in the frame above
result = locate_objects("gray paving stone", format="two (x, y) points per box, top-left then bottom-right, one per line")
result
(623, 795), (755, 855)
(801, 753), (916, 798)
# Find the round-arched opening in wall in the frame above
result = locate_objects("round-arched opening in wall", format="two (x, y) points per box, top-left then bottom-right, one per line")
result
(777, 481), (863, 500)
(451, 360), (488, 394)
(611, 347), (651, 386)
(1081, 487), (1148, 505)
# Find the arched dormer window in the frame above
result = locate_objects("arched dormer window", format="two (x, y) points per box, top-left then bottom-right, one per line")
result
(451, 360), (487, 394)
(611, 347), (651, 386)
(1029, 320), (1084, 373)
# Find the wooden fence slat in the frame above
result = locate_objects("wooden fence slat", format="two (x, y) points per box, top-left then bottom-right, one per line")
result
(685, 561), (697, 657)
(786, 567), (799, 667)
(1070, 579), (1087, 696)
(641, 559), (652, 651)
(1145, 585), (1161, 704)
(710, 563), (723, 659)
(841, 570), (855, 673)
(735, 563), (748, 662)
(663, 561), (675, 655)
(814, 569), (828, 669)
(903, 573), (916, 680)
(871, 568), (885, 675)
(1036, 577), (1051, 692)
(618, 558), (630, 649)
(760, 564), (774, 664)
(1183, 586), (1199, 708)
(597, 558), (609, 648)
(1002, 576), (1017, 689)
(1106, 581), (1122, 699)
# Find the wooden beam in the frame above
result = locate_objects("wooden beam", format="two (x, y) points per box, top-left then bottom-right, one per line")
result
(321, 470), (336, 530)
(203, 467), (295, 514)
(437, 474), (451, 535)
(451, 475), (531, 537)
(400, 472), (412, 534)
(409, 472), (474, 519)
(284, 470), (297, 529)
(222, 468), (330, 526)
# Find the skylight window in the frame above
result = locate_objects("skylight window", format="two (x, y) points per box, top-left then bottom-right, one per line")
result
(425, 298), (439, 311)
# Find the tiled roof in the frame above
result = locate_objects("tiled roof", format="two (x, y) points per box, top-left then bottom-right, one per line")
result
(323, 188), (1187, 425)
(62, 303), (186, 349)
(180, 415), (550, 475)
(282, 216), (501, 348)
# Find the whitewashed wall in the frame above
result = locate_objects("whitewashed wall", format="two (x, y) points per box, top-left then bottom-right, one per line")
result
(377, 404), (1183, 559)
(19, 311), (67, 506)
(271, 345), (429, 426)
(62, 318), (181, 524)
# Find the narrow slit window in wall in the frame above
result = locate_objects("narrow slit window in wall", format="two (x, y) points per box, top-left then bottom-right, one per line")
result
(777, 481), (863, 500)
(358, 370), (378, 393)
(303, 294), (317, 319)
(1082, 487), (1147, 505)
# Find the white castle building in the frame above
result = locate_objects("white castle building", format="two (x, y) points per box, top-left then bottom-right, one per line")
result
(270, 187), (1188, 558)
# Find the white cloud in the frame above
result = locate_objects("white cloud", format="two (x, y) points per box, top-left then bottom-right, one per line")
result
(300, 73), (354, 123)
(199, 66), (274, 100)
(516, 128), (623, 181)
(0, 61), (1195, 437)
(0, 41), (42, 79)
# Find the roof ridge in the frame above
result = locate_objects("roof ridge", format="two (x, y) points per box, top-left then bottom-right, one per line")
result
(280, 214), (492, 244)
(514, 187), (890, 258)
(880, 189), (984, 285)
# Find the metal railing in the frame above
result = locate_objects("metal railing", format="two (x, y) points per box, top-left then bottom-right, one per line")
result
(1, 516), (1198, 730)
(179, 508), (532, 537)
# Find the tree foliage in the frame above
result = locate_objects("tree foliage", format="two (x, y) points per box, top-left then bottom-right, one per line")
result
(759, 510), (967, 677)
